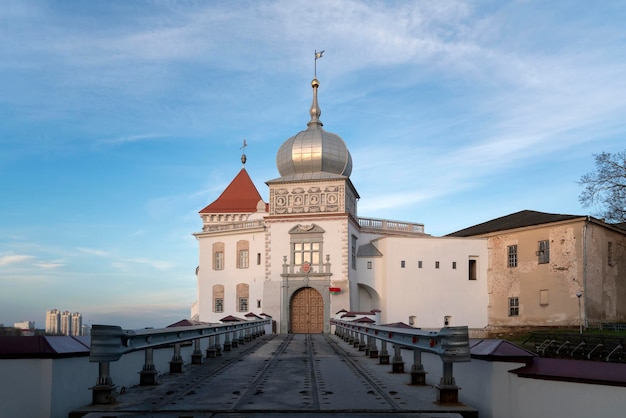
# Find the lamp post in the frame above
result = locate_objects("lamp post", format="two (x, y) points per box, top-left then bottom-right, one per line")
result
(576, 291), (583, 335)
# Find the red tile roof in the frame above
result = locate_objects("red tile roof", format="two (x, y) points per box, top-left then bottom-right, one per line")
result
(199, 169), (265, 214)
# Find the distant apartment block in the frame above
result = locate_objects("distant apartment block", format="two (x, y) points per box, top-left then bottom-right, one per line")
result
(71, 312), (82, 336)
(45, 309), (84, 335)
(45, 309), (61, 334)
(13, 321), (35, 330)
(60, 311), (71, 336)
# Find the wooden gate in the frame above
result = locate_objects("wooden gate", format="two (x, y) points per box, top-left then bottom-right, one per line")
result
(290, 287), (324, 333)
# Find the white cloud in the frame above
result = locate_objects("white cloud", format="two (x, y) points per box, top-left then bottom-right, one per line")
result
(0, 254), (34, 266)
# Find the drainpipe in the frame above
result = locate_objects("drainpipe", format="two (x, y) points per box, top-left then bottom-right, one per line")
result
(583, 216), (589, 328)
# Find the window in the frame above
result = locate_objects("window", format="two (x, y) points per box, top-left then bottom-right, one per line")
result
(608, 242), (614, 266)
(540, 289), (549, 306)
(351, 235), (357, 269)
(212, 242), (225, 270)
(537, 240), (550, 264)
(367, 261), (372, 269)
(257, 252), (262, 265)
(289, 224), (324, 270)
(508, 297), (519, 316)
(401, 260), (405, 268)
(435, 261), (440, 269)
(452, 261), (457, 269)
(213, 284), (224, 313)
(214, 251), (224, 270)
(257, 299), (262, 309)
(238, 249), (249, 269)
(215, 298), (224, 313)
(508, 245), (518, 268)
(236, 283), (249, 312)
(237, 240), (249, 269)
(418, 260), (422, 269)
(294, 242), (320, 265)
(468, 259), (477, 280)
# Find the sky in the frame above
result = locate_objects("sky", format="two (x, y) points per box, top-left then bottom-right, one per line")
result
(1, 0), (625, 330)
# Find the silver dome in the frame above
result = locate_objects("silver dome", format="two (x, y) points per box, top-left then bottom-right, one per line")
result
(275, 79), (352, 181)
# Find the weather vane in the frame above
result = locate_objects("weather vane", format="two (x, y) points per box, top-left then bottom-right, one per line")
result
(314, 49), (324, 78)
(240, 138), (247, 166)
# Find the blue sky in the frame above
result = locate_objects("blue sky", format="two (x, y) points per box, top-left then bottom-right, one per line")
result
(1, 0), (625, 330)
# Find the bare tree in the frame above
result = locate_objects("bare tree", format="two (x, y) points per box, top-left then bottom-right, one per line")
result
(579, 150), (626, 223)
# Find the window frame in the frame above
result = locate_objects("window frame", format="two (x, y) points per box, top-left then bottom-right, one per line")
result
(508, 244), (518, 268)
(214, 298), (224, 313)
(508, 297), (519, 317)
(537, 240), (550, 264)
(238, 249), (249, 269)
(468, 258), (477, 280)
(214, 251), (224, 270)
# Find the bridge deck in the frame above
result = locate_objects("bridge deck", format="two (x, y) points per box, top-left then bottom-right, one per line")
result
(71, 333), (478, 417)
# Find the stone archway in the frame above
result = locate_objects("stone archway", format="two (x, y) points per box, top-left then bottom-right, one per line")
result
(290, 287), (324, 333)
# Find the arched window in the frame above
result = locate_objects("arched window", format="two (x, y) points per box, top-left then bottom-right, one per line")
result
(236, 283), (249, 312)
(212, 242), (225, 270)
(236, 240), (249, 269)
(212, 284), (224, 313)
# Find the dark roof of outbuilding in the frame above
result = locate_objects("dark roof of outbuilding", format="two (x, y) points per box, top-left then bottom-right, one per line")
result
(357, 243), (383, 257)
(470, 339), (535, 362)
(0, 336), (90, 359)
(511, 357), (626, 387)
(166, 319), (209, 327)
(447, 210), (582, 237)
(219, 315), (245, 322)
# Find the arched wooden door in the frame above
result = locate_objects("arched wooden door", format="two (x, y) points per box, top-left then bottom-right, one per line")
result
(290, 287), (324, 334)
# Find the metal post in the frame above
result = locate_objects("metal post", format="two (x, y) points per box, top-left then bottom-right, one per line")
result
(206, 335), (217, 358)
(379, 340), (390, 364)
(169, 342), (183, 373)
(214, 333), (222, 356)
(191, 338), (203, 364)
(436, 362), (460, 404)
(139, 348), (158, 385)
(368, 335), (379, 358)
(391, 344), (404, 373)
(91, 361), (116, 404)
(410, 348), (427, 385)
(358, 331), (367, 351)
(223, 331), (232, 351)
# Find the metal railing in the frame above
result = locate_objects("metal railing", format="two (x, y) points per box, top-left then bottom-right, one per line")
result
(89, 319), (270, 404)
(331, 319), (469, 404)
(331, 319), (470, 362)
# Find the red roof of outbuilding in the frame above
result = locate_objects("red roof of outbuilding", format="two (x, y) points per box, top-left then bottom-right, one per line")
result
(199, 169), (265, 214)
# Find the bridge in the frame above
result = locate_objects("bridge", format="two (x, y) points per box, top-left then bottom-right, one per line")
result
(70, 319), (478, 417)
